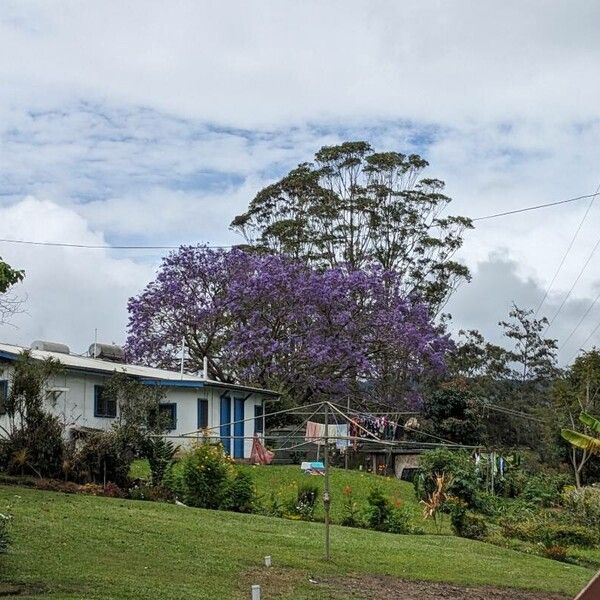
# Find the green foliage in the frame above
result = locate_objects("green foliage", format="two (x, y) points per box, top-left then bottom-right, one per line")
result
(232, 141), (472, 309)
(143, 438), (178, 486)
(221, 471), (255, 513)
(178, 443), (233, 509)
(414, 449), (479, 507)
(0, 257), (24, 324)
(0, 513), (10, 554)
(365, 486), (392, 531)
(522, 473), (570, 507)
(0, 352), (66, 479)
(561, 485), (600, 528)
(449, 502), (488, 540)
(340, 485), (361, 527)
(422, 381), (484, 445)
(290, 481), (319, 521)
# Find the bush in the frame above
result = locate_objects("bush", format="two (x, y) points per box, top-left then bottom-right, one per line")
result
(0, 514), (10, 554)
(561, 485), (600, 528)
(179, 443), (233, 509)
(542, 544), (568, 562)
(501, 515), (597, 548)
(340, 485), (361, 528)
(414, 449), (479, 507)
(522, 473), (570, 507)
(129, 483), (173, 502)
(143, 438), (178, 486)
(222, 471), (255, 513)
(365, 486), (392, 531)
(450, 504), (488, 540)
(289, 481), (319, 521)
(386, 505), (413, 534)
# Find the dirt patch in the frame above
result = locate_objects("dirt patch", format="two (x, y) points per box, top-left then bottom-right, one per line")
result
(0, 583), (47, 597)
(324, 573), (570, 600)
(241, 568), (570, 600)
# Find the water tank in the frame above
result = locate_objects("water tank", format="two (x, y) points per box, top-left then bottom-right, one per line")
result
(89, 343), (125, 362)
(31, 340), (70, 355)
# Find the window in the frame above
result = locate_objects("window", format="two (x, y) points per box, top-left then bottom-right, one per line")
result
(94, 385), (117, 418)
(159, 403), (177, 431)
(0, 380), (8, 416)
(197, 398), (208, 429)
(254, 404), (264, 434)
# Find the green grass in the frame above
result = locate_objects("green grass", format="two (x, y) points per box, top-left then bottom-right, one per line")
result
(0, 484), (593, 599)
(131, 460), (448, 533)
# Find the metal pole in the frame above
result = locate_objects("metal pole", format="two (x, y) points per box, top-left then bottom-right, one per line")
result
(345, 395), (350, 470)
(323, 402), (331, 561)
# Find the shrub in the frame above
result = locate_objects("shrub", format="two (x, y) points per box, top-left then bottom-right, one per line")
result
(522, 473), (570, 507)
(561, 485), (600, 528)
(386, 504), (413, 534)
(0, 514), (10, 554)
(144, 438), (178, 486)
(414, 449), (479, 507)
(542, 524), (597, 548)
(340, 485), (361, 528)
(129, 483), (172, 502)
(289, 481), (320, 521)
(222, 471), (255, 513)
(365, 486), (392, 531)
(542, 544), (568, 562)
(179, 443), (233, 509)
(450, 504), (488, 540)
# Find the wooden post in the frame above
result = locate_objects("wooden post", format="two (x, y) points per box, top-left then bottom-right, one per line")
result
(323, 402), (331, 561)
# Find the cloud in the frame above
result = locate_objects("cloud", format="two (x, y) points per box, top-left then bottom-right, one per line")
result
(447, 253), (600, 363)
(0, 197), (155, 352)
(1, 2), (600, 359)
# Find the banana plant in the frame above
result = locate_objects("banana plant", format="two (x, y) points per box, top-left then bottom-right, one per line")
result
(561, 412), (600, 454)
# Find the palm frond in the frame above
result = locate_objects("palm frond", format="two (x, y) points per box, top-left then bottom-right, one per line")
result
(579, 412), (600, 434)
(561, 429), (600, 454)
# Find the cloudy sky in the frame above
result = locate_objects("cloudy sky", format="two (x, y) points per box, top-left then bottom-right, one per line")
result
(1, 1), (600, 363)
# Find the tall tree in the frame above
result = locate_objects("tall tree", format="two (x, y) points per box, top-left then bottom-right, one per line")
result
(0, 257), (24, 323)
(231, 141), (472, 310)
(554, 350), (600, 487)
(125, 246), (452, 408)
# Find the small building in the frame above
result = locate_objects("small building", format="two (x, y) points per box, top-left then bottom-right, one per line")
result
(0, 341), (278, 460)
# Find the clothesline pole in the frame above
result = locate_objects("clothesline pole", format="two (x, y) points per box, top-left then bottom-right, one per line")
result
(344, 396), (350, 470)
(323, 401), (331, 561)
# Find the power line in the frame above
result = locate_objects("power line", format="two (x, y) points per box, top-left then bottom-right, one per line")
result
(569, 317), (600, 363)
(535, 185), (599, 316)
(0, 191), (597, 251)
(0, 238), (234, 250)
(545, 233), (600, 332)
(471, 192), (598, 222)
(562, 286), (600, 347)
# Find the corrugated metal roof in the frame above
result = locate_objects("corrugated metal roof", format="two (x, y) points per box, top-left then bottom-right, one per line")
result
(0, 342), (279, 397)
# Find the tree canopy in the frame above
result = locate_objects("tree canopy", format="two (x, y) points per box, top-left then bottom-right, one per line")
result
(125, 246), (452, 408)
(0, 257), (24, 323)
(231, 141), (472, 310)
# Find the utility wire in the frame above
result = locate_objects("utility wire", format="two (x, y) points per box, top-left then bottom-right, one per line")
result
(471, 192), (597, 222)
(0, 191), (597, 251)
(535, 185), (599, 316)
(545, 232), (600, 332)
(562, 286), (600, 347)
(569, 317), (600, 363)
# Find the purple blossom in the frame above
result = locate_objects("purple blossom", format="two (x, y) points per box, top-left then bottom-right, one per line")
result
(125, 247), (453, 408)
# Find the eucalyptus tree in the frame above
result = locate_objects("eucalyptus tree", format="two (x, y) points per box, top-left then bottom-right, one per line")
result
(231, 141), (472, 311)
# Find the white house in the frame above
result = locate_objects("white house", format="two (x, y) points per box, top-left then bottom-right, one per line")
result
(0, 341), (279, 460)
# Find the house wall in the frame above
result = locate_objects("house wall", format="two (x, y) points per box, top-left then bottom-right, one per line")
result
(0, 361), (266, 459)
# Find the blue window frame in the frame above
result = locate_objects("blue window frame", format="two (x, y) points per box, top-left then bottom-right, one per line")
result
(94, 385), (117, 418)
(0, 380), (8, 416)
(197, 398), (208, 429)
(159, 403), (177, 431)
(254, 404), (264, 434)
(233, 397), (245, 459)
(220, 396), (231, 454)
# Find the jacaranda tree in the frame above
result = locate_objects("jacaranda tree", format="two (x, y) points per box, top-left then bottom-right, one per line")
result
(125, 246), (452, 408)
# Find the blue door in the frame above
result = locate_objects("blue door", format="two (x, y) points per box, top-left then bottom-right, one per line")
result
(233, 397), (245, 459)
(220, 396), (231, 455)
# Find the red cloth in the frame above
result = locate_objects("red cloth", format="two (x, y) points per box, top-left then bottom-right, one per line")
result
(250, 434), (274, 465)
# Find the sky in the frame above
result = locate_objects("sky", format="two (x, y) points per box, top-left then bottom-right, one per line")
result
(1, 1), (600, 363)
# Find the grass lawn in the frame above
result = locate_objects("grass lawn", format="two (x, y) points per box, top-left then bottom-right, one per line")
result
(132, 460), (449, 533)
(0, 484), (593, 599)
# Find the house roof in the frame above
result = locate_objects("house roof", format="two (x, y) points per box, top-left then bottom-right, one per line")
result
(0, 342), (279, 398)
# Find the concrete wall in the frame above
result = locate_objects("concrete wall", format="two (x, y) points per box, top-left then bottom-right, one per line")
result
(0, 362), (266, 459)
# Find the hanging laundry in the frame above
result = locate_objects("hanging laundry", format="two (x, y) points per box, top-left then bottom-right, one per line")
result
(250, 434), (274, 465)
(305, 421), (324, 443)
(334, 424), (349, 450)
